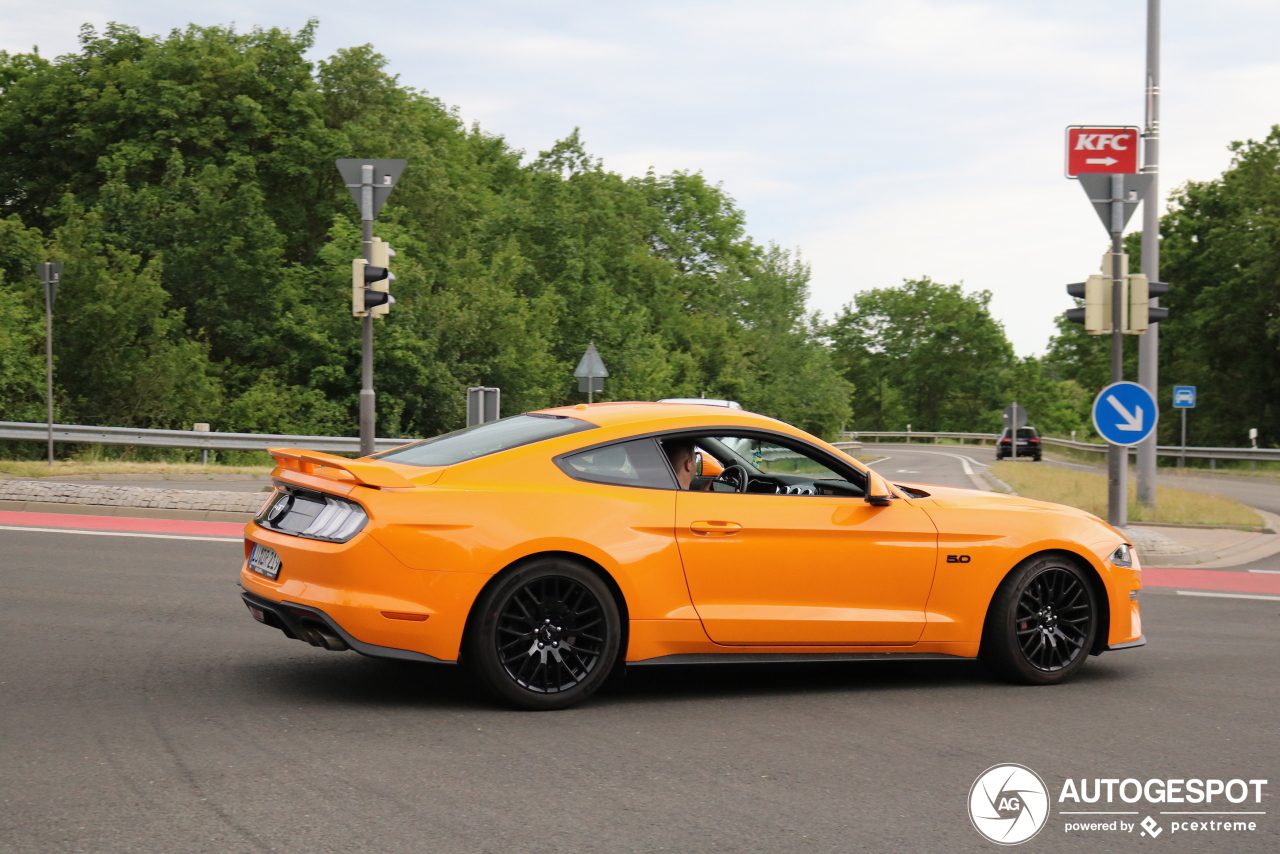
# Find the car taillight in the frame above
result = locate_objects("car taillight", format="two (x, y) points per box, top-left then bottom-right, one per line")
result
(1029, 437), (1040, 443)
(1000, 438), (1011, 443)
(256, 488), (368, 543)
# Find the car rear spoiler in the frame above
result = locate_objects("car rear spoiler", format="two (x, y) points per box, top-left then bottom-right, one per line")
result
(268, 448), (415, 489)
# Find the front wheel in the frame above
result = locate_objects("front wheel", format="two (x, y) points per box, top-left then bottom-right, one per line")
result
(981, 555), (1097, 685)
(465, 558), (621, 710)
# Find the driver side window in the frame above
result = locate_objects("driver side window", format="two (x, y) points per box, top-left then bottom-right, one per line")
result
(665, 434), (864, 496)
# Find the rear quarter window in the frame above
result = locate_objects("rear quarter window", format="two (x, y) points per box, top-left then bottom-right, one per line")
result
(556, 438), (677, 489)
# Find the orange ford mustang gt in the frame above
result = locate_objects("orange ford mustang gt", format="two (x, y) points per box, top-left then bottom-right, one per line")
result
(239, 402), (1143, 709)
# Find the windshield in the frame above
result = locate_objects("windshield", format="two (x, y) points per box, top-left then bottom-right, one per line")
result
(717, 436), (845, 479)
(372, 414), (596, 467)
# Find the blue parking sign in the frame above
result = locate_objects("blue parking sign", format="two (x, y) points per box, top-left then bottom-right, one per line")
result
(1172, 386), (1196, 409)
(1092, 382), (1158, 446)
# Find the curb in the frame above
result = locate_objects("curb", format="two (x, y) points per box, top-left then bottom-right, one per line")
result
(0, 480), (264, 522)
(1133, 508), (1280, 569)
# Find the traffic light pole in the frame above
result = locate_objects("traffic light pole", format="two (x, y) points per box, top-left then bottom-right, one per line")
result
(1109, 173), (1127, 528)
(359, 166), (376, 457)
(1136, 0), (1161, 508)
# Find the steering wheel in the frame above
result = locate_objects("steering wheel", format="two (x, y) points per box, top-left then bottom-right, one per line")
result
(715, 463), (752, 493)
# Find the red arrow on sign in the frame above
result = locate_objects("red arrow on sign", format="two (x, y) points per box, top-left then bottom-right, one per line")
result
(1065, 126), (1140, 177)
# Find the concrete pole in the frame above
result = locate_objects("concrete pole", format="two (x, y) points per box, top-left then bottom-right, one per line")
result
(359, 165), (376, 457)
(1137, 0), (1161, 506)
(1109, 173), (1127, 528)
(45, 281), (53, 468)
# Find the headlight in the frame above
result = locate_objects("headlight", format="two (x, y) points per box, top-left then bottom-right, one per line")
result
(256, 487), (368, 543)
(1109, 543), (1134, 568)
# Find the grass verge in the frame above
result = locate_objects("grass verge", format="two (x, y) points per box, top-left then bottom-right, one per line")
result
(990, 461), (1264, 528)
(0, 460), (273, 479)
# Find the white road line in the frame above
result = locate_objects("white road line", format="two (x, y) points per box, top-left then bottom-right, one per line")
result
(0, 524), (240, 543)
(1175, 590), (1280, 602)
(887, 448), (984, 475)
(1248, 569), (1280, 574)
(860, 447), (995, 491)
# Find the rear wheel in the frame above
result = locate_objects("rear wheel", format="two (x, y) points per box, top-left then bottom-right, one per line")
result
(981, 555), (1097, 685)
(465, 558), (621, 710)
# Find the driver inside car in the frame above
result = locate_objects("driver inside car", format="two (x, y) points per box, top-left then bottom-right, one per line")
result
(663, 439), (697, 490)
(662, 440), (713, 491)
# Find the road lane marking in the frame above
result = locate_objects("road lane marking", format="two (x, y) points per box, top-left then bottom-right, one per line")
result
(1248, 569), (1280, 574)
(0, 524), (239, 542)
(1176, 590), (1280, 602)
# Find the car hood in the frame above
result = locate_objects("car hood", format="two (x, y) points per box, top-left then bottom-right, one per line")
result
(893, 480), (1113, 529)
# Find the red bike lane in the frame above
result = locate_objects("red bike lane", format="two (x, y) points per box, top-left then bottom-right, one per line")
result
(0, 510), (244, 539)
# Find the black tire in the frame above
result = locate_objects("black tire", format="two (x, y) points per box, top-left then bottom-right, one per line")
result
(465, 558), (621, 710)
(980, 554), (1097, 685)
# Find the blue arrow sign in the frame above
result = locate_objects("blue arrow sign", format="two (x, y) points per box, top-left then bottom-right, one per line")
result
(1092, 381), (1158, 446)
(1172, 385), (1196, 409)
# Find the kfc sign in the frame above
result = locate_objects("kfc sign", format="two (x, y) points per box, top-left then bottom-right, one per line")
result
(1066, 126), (1140, 177)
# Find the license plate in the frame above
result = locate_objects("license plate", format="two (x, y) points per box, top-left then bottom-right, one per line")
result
(248, 544), (282, 580)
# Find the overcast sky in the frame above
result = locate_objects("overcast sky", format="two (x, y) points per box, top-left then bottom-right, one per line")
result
(5, 1), (1279, 356)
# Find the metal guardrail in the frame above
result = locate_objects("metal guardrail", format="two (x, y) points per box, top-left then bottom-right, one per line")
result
(845, 431), (993, 443)
(0, 421), (413, 455)
(0, 420), (1273, 464)
(843, 430), (1280, 463)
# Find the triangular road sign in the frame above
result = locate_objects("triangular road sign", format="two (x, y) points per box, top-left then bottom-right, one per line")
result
(335, 159), (408, 220)
(573, 342), (609, 378)
(1078, 173), (1154, 234)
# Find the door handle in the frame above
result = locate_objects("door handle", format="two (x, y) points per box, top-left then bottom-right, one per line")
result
(689, 520), (742, 536)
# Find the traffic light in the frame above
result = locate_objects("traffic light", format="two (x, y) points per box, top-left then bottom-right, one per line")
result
(1064, 274), (1112, 334)
(1126, 275), (1169, 333)
(350, 238), (397, 318)
(368, 237), (395, 317)
(1064, 253), (1168, 334)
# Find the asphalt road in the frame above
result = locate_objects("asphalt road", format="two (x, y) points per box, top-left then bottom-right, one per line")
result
(860, 443), (985, 491)
(2, 524), (1276, 853)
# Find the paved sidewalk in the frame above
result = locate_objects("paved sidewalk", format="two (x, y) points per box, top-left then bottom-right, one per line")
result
(1123, 508), (1280, 568)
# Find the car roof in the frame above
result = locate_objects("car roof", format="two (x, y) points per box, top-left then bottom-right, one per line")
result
(533, 401), (793, 433)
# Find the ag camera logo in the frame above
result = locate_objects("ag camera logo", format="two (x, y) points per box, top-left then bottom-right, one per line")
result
(969, 764), (1050, 845)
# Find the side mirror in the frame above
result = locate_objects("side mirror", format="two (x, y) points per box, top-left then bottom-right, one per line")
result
(864, 471), (895, 506)
(694, 451), (704, 477)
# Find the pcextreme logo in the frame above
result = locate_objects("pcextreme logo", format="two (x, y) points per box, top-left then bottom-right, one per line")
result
(969, 764), (1051, 845)
(968, 765), (1269, 845)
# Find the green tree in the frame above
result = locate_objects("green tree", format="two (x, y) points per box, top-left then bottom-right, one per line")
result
(0, 22), (853, 444)
(828, 279), (1013, 431)
(1154, 127), (1280, 448)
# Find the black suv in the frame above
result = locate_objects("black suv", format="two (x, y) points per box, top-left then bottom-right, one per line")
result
(997, 427), (1041, 461)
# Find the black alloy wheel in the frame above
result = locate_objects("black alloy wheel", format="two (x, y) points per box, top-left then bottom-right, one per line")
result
(466, 558), (621, 710)
(981, 555), (1097, 685)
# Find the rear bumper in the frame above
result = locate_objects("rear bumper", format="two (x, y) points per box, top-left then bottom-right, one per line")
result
(240, 589), (451, 664)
